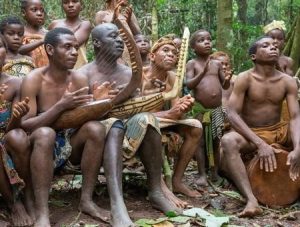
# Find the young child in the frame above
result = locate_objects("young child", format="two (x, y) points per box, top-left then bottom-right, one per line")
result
(134, 34), (150, 67)
(0, 16), (35, 78)
(19, 0), (48, 68)
(185, 29), (232, 185)
(263, 20), (294, 76)
(48, 0), (92, 69)
(0, 34), (34, 227)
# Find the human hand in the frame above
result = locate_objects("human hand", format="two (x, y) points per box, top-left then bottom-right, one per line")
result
(93, 81), (119, 100)
(224, 69), (233, 81)
(113, 0), (124, 21)
(168, 95), (194, 119)
(58, 83), (93, 110)
(257, 142), (277, 172)
(12, 97), (30, 119)
(123, 5), (133, 23)
(151, 78), (166, 92)
(0, 84), (8, 104)
(287, 150), (300, 181)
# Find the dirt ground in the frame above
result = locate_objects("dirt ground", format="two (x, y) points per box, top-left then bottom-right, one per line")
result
(1, 162), (300, 227)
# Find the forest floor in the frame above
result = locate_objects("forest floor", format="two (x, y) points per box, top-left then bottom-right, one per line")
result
(0, 161), (300, 227)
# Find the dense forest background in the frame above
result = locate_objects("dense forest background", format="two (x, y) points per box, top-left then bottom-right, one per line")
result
(1, 0), (300, 74)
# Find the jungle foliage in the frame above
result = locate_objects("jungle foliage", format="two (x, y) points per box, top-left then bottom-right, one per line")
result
(1, 0), (300, 74)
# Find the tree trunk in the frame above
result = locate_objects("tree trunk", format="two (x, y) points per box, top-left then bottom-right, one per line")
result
(290, 14), (300, 73)
(151, 0), (159, 43)
(216, 0), (233, 52)
(236, 0), (247, 23)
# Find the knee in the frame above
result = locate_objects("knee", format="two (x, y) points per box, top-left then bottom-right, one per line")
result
(5, 129), (30, 153)
(82, 121), (106, 141)
(220, 133), (240, 155)
(186, 127), (202, 141)
(31, 127), (56, 146)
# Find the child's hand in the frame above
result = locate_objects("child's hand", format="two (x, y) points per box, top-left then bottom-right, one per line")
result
(224, 69), (233, 81)
(0, 84), (8, 104)
(12, 97), (30, 119)
(124, 5), (133, 23)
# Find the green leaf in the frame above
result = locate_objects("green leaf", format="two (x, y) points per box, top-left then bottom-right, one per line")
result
(169, 216), (191, 223)
(135, 219), (153, 227)
(165, 211), (178, 218)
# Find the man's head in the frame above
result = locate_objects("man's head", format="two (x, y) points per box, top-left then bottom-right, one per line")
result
(248, 36), (279, 64)
(0, 16), (24, 52)
(44, 27), (79, 69)
(91, 23), (124, 60)
(190, 29), (212, 56)
(150, 36), (178, 71)
(134, 34), (150, 55)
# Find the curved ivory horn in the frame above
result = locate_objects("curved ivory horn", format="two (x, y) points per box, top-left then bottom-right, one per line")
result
(53, 8), (143, 129)
(108, 27), (190, 119)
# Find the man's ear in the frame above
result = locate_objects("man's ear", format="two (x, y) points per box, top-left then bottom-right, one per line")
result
(93, 38), (102, 48)
(45, 44), (54, 57)
(250, 54), (256, 62)
(149, 52), (155, 62)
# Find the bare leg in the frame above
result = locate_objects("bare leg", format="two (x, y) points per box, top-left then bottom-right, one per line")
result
(69, 121), (108, 222)
(103, 126), (133, 227)
(30, 127), (56, 227)
(173, 126), (202, 197)
(139, 126), (181, 214)
(220, 132), (262, 217)
(2, 129), (34, 227)
(5, 129), (35, 221)
(195, 142), (208, 186)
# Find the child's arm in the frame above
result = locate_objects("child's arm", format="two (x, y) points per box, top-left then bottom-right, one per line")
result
(19, 40), (44, 55)
(74, 21), (92, 47)
(217, 61), (232, 90)
(185, 59), (209, 89)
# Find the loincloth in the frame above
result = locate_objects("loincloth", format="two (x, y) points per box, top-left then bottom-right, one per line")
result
(23, 35), (49, 68)
(193, 102), (226, 167)
(3, 58), (35, 78)
(242, 121), (290, 162)
(122, 112), (160, 160)
(74, 45), (88, 69)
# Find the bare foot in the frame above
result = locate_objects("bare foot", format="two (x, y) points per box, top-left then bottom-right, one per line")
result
(79, 200), (109, 223)
(111, 204), (133, 227)
(238, 201), (263, 218)
(11, 200), (33, 227)
(173, 181), (201, 198)
(161, 180), (188, 208)
(148, 190), (182, 215)
(194, 174), (208, 187)
(24, 189), (36, 222)
(34, 216), (50, 227)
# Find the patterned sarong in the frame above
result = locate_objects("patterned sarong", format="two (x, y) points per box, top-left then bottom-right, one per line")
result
(0, 101), (25, 199)
(23, 34), (49, 68)
(74, 45), (88, 69)
(3, 58), (35, 78)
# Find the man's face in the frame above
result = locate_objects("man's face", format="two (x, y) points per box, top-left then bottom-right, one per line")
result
(49, 34), (79, 69)
(151, 44), (178, 71)
(192, 31), (212, 55)
(3, 24), (24, 52)
(253, 38), (279, 64)
(62, 0), (82, 18)
(96, 24), (124, 58)
(0, 39), (6, 67)
(135, 35), (150, 55)
(267, 29), (285, 50)
(23, 0), (45, 27)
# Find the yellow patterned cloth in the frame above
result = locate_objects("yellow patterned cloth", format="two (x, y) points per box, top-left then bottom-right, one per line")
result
(23, 34), (49, 68)
(74, 45), (88, 69)
(263, 20), (286, 34)
(3, 58), (35, 78)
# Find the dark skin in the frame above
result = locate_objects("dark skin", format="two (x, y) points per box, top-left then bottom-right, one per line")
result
(19, 0), (47, 55)
(267, 29), (294, 76)
(48, 0), (92, 47)
(95, 0), (141, 36)
(186, 31), (231, 185)
(0, 37), (34, 227)
(134, 34), (150, 67)
(20, 33), (111, 227)
(2, 23), (33, 63)
(78, 23), (181, 216)
(220, 37), (300, 217)
(142, 43), (202, 198)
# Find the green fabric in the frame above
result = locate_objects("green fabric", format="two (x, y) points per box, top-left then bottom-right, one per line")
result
(196, 103), (214, 167)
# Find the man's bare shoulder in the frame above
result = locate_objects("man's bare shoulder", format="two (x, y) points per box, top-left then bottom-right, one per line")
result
(76, 62), (95, 75)
(234, 69), (252, 84)
(186, 59), (195, 67)
(2, 74), (21, 88)
(48, 19), (64, 30)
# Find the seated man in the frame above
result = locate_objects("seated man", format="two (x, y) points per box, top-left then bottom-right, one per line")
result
(77, 23), (182, 214)
(141, 36), (203, 197)
(20, 27), (132, 227)
(220, 36), (300, 217)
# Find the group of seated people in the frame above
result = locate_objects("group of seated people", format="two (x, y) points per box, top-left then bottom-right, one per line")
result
(0, 0), (299, 227)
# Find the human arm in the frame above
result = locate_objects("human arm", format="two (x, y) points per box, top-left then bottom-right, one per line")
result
(227, 74), (277, 172)
(217, 61), (232, 90)
(285, 77), (300, 180)
(286, 57), (294, 76)
(185, 59), (209, 89)
(73, 21), (92, 46)
(19, 39), (44, 55)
